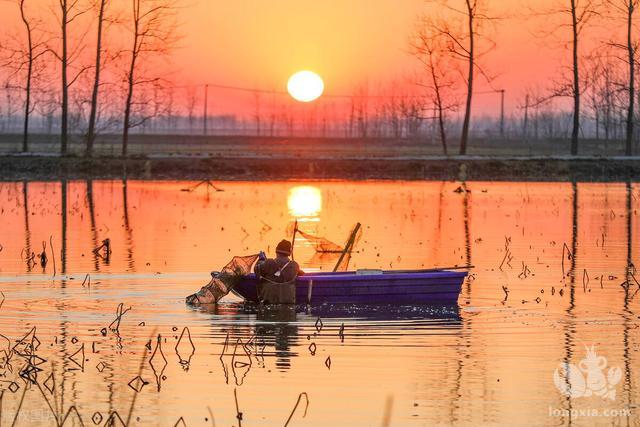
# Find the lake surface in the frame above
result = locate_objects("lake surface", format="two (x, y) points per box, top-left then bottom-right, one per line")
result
(0, 179), (638, 426)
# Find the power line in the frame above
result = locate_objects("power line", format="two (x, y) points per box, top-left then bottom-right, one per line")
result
(172, 82), (289, 95)
(169, 81), (506, 100)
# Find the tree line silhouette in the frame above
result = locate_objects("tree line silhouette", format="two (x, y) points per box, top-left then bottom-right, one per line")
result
(1, 0), (178, 156)
(1, 0), (640, 157)
(410, 0), (640, 155)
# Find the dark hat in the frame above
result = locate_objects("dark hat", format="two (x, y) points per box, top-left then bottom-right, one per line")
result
(275, 239), (292, 256)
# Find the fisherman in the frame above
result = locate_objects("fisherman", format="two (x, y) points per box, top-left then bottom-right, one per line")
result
(254, 239), (304, 304)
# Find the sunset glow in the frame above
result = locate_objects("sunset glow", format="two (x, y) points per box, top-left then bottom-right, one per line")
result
(2, 0), (640, 425)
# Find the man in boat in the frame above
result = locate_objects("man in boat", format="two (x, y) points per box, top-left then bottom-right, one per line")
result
(254, 239), (304, 304)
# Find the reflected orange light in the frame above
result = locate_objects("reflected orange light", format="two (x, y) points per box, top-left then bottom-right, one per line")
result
(287, 186), (322, 218)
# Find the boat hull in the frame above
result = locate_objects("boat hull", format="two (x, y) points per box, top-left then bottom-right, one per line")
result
(230, 270), (466, 305)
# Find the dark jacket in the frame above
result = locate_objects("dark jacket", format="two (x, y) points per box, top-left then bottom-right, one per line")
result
(254, 255), (304, 284)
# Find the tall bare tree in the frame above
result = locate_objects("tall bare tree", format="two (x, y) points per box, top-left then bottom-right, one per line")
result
(570, 0), (581, 155)
(86, 0), (113, 157)
(543, 0), (600, 155)
(604, 0), (639, 155)
(18, 0), (35, 152)
(2, 1), (49, 152)
(410, 15), (461, 155)
(424, 0), (495, 155)
(122, 0), (179, 157)
(622, 0), (636, 155)
(17, 1), (44, 152)
(52, 0), (89, 155)
(460, 0), (477, 155)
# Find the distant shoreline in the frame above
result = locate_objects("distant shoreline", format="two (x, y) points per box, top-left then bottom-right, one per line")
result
(2, 154), (640, 182)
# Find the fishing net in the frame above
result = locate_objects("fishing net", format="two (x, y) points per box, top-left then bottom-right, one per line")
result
(186, 254), (259, 304)
(295, 224), (362, 271)
(296, 229), (344, 253)
(333, 224), (362, 272)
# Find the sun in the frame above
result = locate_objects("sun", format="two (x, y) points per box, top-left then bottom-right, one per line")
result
(288, 186), (322, 218)
(287, 71), (324, 102)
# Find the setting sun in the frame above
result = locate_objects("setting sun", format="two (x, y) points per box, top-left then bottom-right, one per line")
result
(287, 70), (324, 102)
(287, 185), (322, 217)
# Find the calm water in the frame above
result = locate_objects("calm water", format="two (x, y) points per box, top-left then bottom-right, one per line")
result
(0, 179), (638, 426)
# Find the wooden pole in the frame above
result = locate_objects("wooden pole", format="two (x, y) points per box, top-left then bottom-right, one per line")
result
(290, 220), (298, 260)
(333, 223), (361, 272)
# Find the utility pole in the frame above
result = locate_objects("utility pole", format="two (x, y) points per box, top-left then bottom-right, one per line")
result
(523, 94), (529, 140)
(203, 84), (209, 136)
(499, 89), (505, 138)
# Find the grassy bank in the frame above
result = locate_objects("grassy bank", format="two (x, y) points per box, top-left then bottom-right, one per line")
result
(0, 133), (636, 158)
(2, 155), (639, 182)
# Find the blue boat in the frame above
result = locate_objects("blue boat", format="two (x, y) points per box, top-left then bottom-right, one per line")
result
(230, 269), (467, 305)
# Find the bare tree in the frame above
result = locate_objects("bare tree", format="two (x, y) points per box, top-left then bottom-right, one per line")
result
(400, 97), (425, 139)
(352, 85), (370, 138)
(570, 0), (582, 155)
(52, 0), (90, 155)
(253, 92), (261, 136)
(185, 85), (197, 131)
(0, 83), (22, 133)
(519, 86), (557, 144)
(600, 59), (616, 141)
(382, 91), (403, 139)
(35, 88), (59, 135)
(86, 0), (114, 157)
(410, 16), (461, 155)
(69, 92), (86, 132)
(121, 0), (179, 157)
(423, 0), (496, 155)
(584, 55), (604, 139)
(1, 1), (49, 152)
(267, 93), (278, 137)
(604, 0), (639, 155)
(18, 1), (46, 151)
(542, 0), (600, 154)
(347, 97), (355, 137)
(164, 86), (176, 131)
(18, 0), (36, 152)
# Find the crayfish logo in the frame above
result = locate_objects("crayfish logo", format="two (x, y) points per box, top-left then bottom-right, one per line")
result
(553, 345), (622, 401)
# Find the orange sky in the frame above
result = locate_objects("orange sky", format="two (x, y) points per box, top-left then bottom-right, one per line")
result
(0, 0), (621, 115)
(180, 0), (425, 92)
(176, 0), (560, 112)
